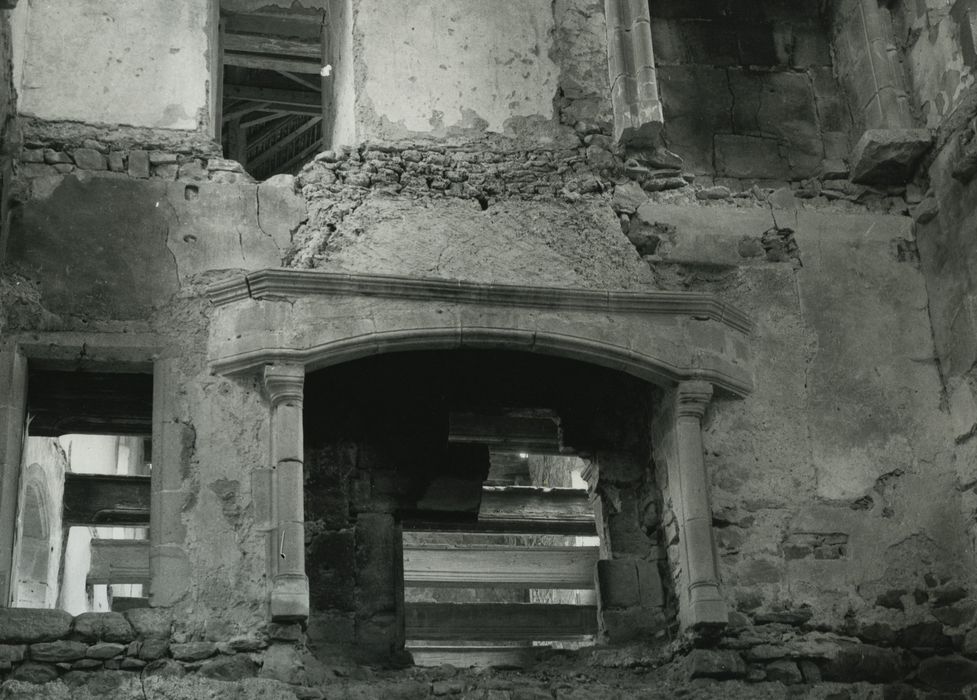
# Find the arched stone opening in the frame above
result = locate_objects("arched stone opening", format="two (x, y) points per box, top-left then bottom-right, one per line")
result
(301, 349), (675, 664)
(11, 462), (59, 608)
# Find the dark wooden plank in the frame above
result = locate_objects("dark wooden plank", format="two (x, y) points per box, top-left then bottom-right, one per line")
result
(88, 539), (150, 585)
(111, 597), (149, 613)
(224, 84), (321, 108)
(223, 32), (320, 58)
(62, 473), (150, 526)
(402, 519), (596, 536)
(405, 603), (597, 642)
(27, 370), (152, 437)
(449, 413), (561, 453)
(404, 544), (598, 588)
(248, 117), (321, 170)
(409, 645), (540, 669)
(479, 486), (594, 525)
(223, 52), (321, 74)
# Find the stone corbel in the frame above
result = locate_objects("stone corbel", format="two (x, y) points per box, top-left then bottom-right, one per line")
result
(674, 380), (727, 631)
(263, 363), (308, 621)
(604, 0), (663, 145)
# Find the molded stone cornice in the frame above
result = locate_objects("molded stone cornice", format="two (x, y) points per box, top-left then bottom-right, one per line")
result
(206, 269), (755, 397)
(206, 269), (754, 335)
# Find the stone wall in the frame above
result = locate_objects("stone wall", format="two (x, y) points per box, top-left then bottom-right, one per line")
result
(649, 0), (851, 181)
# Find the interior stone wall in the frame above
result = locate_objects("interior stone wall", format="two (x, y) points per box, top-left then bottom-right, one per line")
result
(2, 0), (977, 696)
(649, 0), (851, 181)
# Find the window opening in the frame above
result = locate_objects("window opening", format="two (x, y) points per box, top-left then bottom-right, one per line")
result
(403, 410), (599, 668)
(10, 370), (152, 614)
(219, 6), (329, 179)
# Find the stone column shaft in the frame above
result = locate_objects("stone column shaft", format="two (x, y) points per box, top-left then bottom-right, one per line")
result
(0, 350), (27, 605)
(674, 381), (727, 630)
(264, 363), (308, 621)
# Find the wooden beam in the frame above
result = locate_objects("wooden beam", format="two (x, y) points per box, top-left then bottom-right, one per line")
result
(275, 71), (320, 91)
(223, 32), (320, 59)
(223, 101), (269, 122)
(62, 474), (150, 526)
(248, 117), (321, 171)
(403, 545), (598, 589)
(449, 413), (562, 453)
(409, 645), (540, 669)
(277, 139), (323, 175)
(88, 539), (150, 585)
(240, 112), (291, 129)
(224, 84), (321, 108)
(479, 486), (594, 527)
(224, 52), (321, 75)
(405, 603), (597, 642)
(403, 519), (596, 536)
(27, 370), (153, 437)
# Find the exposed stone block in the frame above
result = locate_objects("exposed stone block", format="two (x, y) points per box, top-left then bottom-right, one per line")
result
(766, 659), (803, 684)
(107, 151), (125, 172)
(30, 640), (88, 662)
(917, 655), (977, 691)
(0, 644), (26, 663)
(124, 607), (172, 639)
(850, 129), (933, 184)
(819, 644), (906, 683)
(149, 152), (178, 165)
(198, 654), (257, 681)
(138, 638), (169, 661)
(715, 134), (790, 180)
(86, 642), (125, 660)
(170, 641), (217, 661)
(72, 148), (106, 171)
(10, 661), (59, 684)
(42, 149), (71, 164)
(0, 608), (73, 643)
(127, 150), (150, 179)
(687, 649), (747, 680)
(72, 612), (134, 643)
(597, 559), (640, 608)
(635, 560), (665, 607)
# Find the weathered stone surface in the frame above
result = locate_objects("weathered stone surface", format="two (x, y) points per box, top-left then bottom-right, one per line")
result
(597, 559), (640, 608)
(850, 128), (933, 184)
(917, 655), (977, 691)
(686, 649), (747, 680)
(127, 149), (150, 178)
(0, 609), (73, 643)
(72, 612), (134, 643)
(257, 174), (308, 251)
(138, 637), (170, 661)
(611, 181), (646, 214)
(170, 641), (218, 661)
(819, 645), (905, 683)
(765, 659), (802, 684)
(0, 643), (27, 662)
(10, 661), (60, 684)
(124, 607), (173, 639)
(30, 640), (88, 662)
(71, 148), (106, 170)
(198, 654), (258, 681)
(144, 658), (186, 678)
(85, 642), (125, 660)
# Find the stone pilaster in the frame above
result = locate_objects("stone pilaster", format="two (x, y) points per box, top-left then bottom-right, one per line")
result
(674, 381), (727, 631)
(0, 350), (26, 605)
(263, 363), (308, 621)
(604, 0), (663, 145)
(149, 359), (192, 607)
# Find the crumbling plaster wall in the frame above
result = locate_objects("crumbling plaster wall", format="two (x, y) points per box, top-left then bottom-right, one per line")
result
(3, 0), (977, 692)
(347, 0), (606, 144)
(10, 0), (211, 131)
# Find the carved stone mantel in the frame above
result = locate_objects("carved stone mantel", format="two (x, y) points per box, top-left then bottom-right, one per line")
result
(207, 269), (754, 624)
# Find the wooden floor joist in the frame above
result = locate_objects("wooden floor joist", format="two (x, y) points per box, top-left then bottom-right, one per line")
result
(62, 474), (151, 526)
(479, 486), (594, 526)
(404, 544), (598, 588)
(405, 603), (597, 642)
(87, 539), (150, 585)
(408, 645), (542, 669)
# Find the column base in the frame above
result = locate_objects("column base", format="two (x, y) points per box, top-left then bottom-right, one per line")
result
(270, 574), (309, 622)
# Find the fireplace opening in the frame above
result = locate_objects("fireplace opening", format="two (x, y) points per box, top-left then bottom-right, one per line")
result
(303, 350), (673, 665)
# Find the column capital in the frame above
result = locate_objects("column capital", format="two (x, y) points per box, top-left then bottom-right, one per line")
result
(263, 363), (304, 408)
(676, 380), (713, 419)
